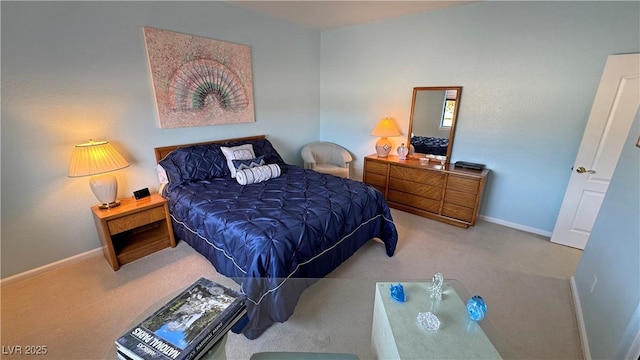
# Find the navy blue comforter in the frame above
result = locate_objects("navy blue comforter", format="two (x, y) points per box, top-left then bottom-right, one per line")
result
(164, 164), (398, 339)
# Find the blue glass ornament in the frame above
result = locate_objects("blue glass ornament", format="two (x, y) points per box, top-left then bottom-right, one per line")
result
(390, 283), (406, 302)
(467, 295), (487, 321)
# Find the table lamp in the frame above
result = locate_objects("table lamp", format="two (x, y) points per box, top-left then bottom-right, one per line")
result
(371, 117), (401, 157)
(68, 140), (130, 209)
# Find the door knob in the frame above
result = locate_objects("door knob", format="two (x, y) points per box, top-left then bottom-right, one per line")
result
(576, 166), (596, 174)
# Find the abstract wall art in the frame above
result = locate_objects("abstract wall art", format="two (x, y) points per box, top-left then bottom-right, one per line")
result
(143, 27), (255, 128)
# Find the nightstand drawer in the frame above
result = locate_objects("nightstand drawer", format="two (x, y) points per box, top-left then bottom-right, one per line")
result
(108, 206), (166, 235)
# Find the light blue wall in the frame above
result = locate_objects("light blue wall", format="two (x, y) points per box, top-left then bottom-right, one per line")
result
(320, 1), (640, 234)
(574, 110), (640, 359)
(1, 1), (320, 277)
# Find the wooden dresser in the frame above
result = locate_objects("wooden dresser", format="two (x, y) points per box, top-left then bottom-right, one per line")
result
(363, 155), (489, 228)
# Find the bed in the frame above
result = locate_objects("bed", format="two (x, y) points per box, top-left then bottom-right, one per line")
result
(154, 135), (398, 339)
(410, 135), (448, 156)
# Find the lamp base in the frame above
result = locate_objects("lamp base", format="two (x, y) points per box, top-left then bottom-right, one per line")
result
(98, 201), (121, 210)
(90, 174), (119, 208)
(375, 137), (393, 157)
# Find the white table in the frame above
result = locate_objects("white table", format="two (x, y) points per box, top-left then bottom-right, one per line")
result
(372, 281), (501, 359)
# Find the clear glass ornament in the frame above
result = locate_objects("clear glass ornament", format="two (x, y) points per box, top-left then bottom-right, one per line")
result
(397, 143), (409, 160)
(427, 272), (444, 301)
(417, 311), (440, 330)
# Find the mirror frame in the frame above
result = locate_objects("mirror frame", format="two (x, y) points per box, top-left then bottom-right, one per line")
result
(407, 86), (463, 164)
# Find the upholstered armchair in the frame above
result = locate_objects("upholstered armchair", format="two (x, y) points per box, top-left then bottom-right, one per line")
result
(301, 142), (353, 179)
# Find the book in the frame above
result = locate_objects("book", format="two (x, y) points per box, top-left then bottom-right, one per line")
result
(190, 307), (247, 360)
(116, 307), (247, 360)
(115, 278), (246, 360)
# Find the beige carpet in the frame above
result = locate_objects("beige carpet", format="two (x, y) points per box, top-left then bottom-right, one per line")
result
(0, 209), (583, 359)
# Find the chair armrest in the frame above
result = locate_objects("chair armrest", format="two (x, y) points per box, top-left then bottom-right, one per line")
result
(301, 147), (316, 169)
(331, 149), (352, 167)
(339, 150), (353, 165)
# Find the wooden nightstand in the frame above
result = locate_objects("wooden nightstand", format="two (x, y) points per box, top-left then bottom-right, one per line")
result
(91, 193), (176, 271)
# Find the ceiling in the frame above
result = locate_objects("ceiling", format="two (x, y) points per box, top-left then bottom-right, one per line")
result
(227, 1), (478, 31)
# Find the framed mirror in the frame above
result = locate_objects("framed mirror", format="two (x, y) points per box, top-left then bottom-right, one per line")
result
(407, 86), (462, 163)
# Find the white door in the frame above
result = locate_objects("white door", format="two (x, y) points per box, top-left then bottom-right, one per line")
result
(551, 53), (640, 249)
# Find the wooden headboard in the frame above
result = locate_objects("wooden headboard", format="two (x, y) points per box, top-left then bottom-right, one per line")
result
(154, 135), (266, 162)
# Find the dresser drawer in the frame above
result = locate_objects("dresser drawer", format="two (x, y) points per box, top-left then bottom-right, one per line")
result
(108, 206), (166, 235)
(390, 165), (445, 187)
(447, 175), (480, 194)
(442, 203), (474, 223)
(388, 190), (441, 213)
(365, 172), (388, 188)
(366, 160), (389, 175)
(444, 189), (477, 208)
(389, 178), (443, 201)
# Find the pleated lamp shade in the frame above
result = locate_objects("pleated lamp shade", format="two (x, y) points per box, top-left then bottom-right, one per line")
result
(68, 140), (130, 209)
(371, 118), (402, 157)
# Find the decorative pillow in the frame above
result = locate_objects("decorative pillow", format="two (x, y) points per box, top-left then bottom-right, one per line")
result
(223, 139), (287, 169)
(156, 164), (169, 195)
(158, 144), (230, 193)
(221, 144), (256, 178)
(232, 155), (265, 172)
(236, 164), (281, 185)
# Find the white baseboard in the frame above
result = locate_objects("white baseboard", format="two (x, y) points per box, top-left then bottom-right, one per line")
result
(479, 215), (552, 237)
(571, 276), (591, 360)
(1, 248), (103, 287)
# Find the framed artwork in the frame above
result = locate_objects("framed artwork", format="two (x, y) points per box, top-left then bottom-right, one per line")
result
(143, 27), (255, 128)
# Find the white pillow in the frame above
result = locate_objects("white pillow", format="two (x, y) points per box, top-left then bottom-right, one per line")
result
(236, 164), (281, 185)
(221, 144), (256, 178)
(156, 164), (169, 195)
